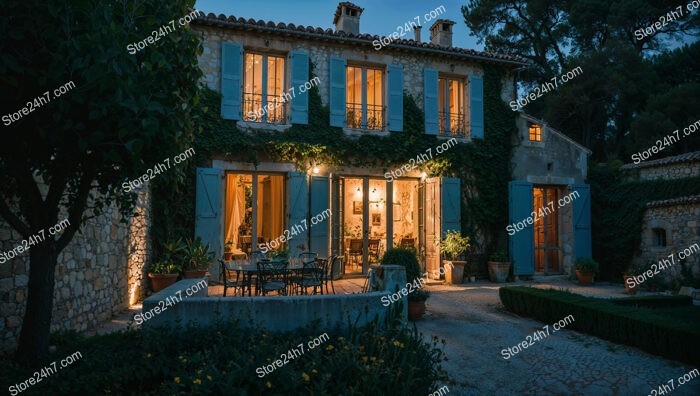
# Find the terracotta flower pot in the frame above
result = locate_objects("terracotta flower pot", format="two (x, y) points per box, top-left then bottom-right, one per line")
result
(576, 270), (593, 286)
(488, 261), (511, 283)
(148, 273), (178, 292)
(623, 275), (639, 294)
(407, 300), (426, 321)
(444, 260), (466, 284)
(223, 252), (233, 261)
(184, 270), (208, 279)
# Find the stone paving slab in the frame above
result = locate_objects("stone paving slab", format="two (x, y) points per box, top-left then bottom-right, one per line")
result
(416, 281), (700, 396)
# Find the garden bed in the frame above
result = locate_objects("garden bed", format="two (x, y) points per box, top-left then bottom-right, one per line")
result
(0, 320), (449, 395)
(499, 286), (700, 365)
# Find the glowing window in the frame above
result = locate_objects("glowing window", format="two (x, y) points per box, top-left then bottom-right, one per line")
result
(529, 123), (542, 141)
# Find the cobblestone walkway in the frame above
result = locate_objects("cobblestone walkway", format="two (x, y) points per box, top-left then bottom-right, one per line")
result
(416, 281), (700, 396)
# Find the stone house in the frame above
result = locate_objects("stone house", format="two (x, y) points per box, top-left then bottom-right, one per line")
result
(190, 2), (593, 279)
(622, 151), (700, 287)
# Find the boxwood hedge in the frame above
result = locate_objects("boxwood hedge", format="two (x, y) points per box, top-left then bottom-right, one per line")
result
(499, 286), (700, 365)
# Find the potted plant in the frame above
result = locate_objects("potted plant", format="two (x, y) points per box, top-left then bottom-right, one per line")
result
(223, 240), (234, 261)
(488, 251), (511, 283)
(148, 260), (181, 292)
(380, 248), (427, 320)
(149, 238), (186, 292)
(184, 237), (213, 278)
(269, 248), (290, 259)
(407, 289), (430, 319)
(437, 230), (471, 284)
(574, 257), (599, 286)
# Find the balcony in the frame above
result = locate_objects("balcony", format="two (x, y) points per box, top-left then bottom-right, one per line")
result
(243, 93), (288, 124)
(346, 103), (385, 131)
(438, 111), (467, 137)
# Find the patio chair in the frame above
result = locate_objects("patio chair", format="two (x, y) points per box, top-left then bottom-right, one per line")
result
(325, 255), (342, 294)
(348, 239), (363, 270)
(219, 259), (251, 297)
(298, 251), (318, 265)
(257, 259), (289, 296)
(368, 239), (380, 263)
(293, 258), (327, 295)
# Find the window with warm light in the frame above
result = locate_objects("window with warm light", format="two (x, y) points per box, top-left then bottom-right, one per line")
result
(346, 66), (384, 130)
(438, 77), (466, 136)
(529, 123), (542, 141)
(243, 53), (286, 124)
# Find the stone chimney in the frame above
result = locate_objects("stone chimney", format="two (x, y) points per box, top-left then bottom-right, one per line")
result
(333, 2), (364, 35)
(413, 25), (422, 42)
(429, 19), (455, 47)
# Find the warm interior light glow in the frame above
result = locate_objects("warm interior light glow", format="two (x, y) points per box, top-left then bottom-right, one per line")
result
(312, 166), (319, 174)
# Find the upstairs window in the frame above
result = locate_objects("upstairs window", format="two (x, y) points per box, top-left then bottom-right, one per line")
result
(346, 66), (384, 130)
(529, 123), (542, 141)
(243, 53), (286, 124)
(438, 77), (465, 136)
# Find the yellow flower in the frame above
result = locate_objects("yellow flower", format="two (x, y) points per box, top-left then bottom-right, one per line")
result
(311, 369), (317, 374)
(362, 356), (368, 362)
(146, 353), (152, 358)
(266, 381), (272, 388)
(370, 357), (376, 362)
(174, 377), (181, 384)
(193, 378), (202, 385)
(207, 375), (212, 381)
(197, 369), (203, 375)
(302, 372), (310, 381)
(326, 345), (334, 351)
(392, 341), (404, 348)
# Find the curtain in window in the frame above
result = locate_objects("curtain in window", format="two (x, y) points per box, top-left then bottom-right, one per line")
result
(224, 174), (246, 249)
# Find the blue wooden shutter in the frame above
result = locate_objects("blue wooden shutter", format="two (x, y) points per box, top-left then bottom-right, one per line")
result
(309, 176), (330, 258)
(572, 184), (592, 260)
(424, 68), (438, 135)
(290, 50), (309, 125)
(195, 168), (223, 277)
(469, 75), (484, 139)
(287, 171), (309, 258)
(329, 56), (347, 127)
(221, 42), (242, 120)
(387, 64), (403, 132)
(441, 177), (461, 235)
(508, 181), (534, 276)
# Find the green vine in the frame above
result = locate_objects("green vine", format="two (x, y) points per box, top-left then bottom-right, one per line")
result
(151, 63), (515, 255)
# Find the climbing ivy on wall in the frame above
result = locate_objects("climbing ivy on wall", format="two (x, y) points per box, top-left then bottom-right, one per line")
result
(150, 63), (516, 256)
(590, 161), (700, 280)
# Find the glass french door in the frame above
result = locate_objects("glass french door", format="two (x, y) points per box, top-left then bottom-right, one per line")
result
(533, 186), (561, 274)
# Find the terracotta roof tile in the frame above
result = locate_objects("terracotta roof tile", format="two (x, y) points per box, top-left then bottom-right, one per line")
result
(646, 194), (700, 208)
(192, 12), (527, 66)
(622, 151), (700, 170)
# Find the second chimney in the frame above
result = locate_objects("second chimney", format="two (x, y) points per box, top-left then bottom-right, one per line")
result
(413, 25), (422, 42)
(333, 2), (364, 35)
(429, 19), (455, 47)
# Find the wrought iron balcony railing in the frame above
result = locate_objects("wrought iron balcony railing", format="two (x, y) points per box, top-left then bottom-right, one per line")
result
(438, 111), (467, 137)
(242, 93), (288, 124)
(346, 103), (385, 131)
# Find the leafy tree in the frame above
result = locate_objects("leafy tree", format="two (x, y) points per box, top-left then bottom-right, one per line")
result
(0, 0), (202, 364)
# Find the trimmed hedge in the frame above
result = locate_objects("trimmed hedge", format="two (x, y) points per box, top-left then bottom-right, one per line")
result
(610, 295), (693, 308)
(499, 287), (700, 365)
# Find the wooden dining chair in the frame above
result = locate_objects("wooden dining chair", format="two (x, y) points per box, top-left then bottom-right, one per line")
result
(348, 239), (363, 270)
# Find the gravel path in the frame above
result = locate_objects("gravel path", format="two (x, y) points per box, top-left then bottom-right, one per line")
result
(416, 281), (700, 396)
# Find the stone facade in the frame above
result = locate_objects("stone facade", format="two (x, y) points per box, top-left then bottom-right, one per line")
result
(637, 163), (700, 181)
(634, 198), (700, 289)
(0, 187), (150, 352)
(193, 24), (515, 142)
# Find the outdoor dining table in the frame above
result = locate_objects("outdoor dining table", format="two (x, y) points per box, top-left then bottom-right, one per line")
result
(223, 258), (307, 296)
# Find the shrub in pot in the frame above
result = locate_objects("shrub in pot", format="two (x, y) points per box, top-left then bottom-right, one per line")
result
(148, 260), (181, 292)
(184, 237), (213, 278)
(574, 257), (599, 286)
(223, 240), (234, 261)
(488, 251), (511, 283)
(437, 230), (470, 284)
(380, 248), (427, 321)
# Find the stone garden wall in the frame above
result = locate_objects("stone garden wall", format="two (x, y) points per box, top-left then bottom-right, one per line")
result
(0, 187), (150, 353)
(638, 162), (700, 181)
